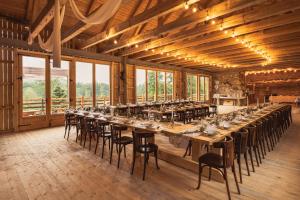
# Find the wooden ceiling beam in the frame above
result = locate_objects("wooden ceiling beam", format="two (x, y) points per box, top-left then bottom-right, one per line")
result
(76, 0), (203, 49)
(29, 0), (54, 41)
(120, 0), (300, 57)
(132, 5), (300, 60)
(93, 0), (266, 52)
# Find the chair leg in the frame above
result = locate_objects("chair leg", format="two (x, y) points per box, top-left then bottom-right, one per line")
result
(76, 126), (79, 143)
(244, 152), (250, 176)
(123, 145), (126, 158)
(253, 147), (260, 167)
(131, 151), (136, 175)
(248, 148), (255, 172)
(110, 140), (113, 164)
(142, 152), (147, 180)
(94, 135), (99, 154)
(117, 143), (122, 168)
(67, 124), (71, 140)
(208, 167), (212, 181)
(154, 148), (159, 169)
(223, 168), (232, 200)
(83, 131), (87, 148)
(64, 123), (68, 138)
(183, 140), (192, 158)
(232, 162), (241, 194)
(237, 158), (242, 183)
(89, 132), (92, 151)
(101, 137), (105, 158)
(196, 163), (203, 189)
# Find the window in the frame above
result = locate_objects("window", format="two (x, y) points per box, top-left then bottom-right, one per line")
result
(136, 68), (174, 102)
(136, 69), (146, 102)
(96, 64), (110, 106)
(157, 71), (165, 101)
(205, 76), (210, 101)
(50, 60), (70, 114)
(187, 74), (197, 101)
(22, 56), (46, 117)
(199, 76), (205, 101)
(187, 74), (210, 102)
(76, 62), (93, 108)
(166, 72), (173, 100)
(147, 70), (156, 102)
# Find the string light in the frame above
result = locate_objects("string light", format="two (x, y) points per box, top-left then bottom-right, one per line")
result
(184, 1), (189, 10)
(211, 20), (216, 25)
(206, 10), (210, 20)
(135, 44), (139, 48)
(245, 68), (299, 76)
(113, 39), (118, 44)
(192, 7), (197, 13)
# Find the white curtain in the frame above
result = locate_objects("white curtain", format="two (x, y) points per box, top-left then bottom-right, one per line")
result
(69, 0), (122, 25)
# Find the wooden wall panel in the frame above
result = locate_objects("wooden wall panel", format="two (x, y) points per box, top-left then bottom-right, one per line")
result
(0, 17), (25, 133)
(126, 64), (136, 104)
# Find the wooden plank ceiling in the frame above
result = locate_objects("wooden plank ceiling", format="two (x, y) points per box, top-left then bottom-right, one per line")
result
(1, 0), (300, 72)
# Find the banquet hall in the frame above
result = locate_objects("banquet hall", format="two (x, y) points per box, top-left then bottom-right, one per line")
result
(0, 0), (300, 199)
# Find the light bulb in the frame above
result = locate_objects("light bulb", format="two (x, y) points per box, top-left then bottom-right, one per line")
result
(184, 2), (189, 10)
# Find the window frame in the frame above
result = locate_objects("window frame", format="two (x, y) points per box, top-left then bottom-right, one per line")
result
(135, 67), (174, 103)
(186, 73), (211, 102)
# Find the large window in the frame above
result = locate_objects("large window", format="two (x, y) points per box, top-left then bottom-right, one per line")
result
(51, 60), (70, 114)
(166, 72), (173, 100)
(157, 72), (165, 101)
(96, 64), (110, 106)
(22, 56), (46, 117)
(76, 62), (93, 108)
(147, 70), (156, 102)
(136, 68), (174, 103)
(187, 74), (210, 102)
(187, 74), (197, 101)
(136, 69), (146, 102)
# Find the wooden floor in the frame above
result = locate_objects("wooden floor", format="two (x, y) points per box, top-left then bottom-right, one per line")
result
(1, 107), (300, 200)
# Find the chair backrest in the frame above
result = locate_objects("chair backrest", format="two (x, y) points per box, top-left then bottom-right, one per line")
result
(132, 130), (155, 151)
(96, 120), (110, 136)
(232, 128), (249, 155)
(213, 136), (234, 168)
(246, 124), (257, 146)
(111, 124), (127, 141)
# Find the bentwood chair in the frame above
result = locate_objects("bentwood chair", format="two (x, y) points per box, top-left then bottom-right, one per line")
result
(64, 112), (78, 141)
(110, 124), (133, 168)
(231, 128), (250, 183)
(196, 136), (240, 200)
(83, 117), (97, 151)
(131, 130), (159, 180)
(95, 120), (111, 157)
(245, 124), (260, 172)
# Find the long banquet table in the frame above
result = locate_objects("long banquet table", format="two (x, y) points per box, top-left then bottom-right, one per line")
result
(70, 104), (289, 180)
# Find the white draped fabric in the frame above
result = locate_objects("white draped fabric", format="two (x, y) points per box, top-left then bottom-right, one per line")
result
(69, 0), (122, 25)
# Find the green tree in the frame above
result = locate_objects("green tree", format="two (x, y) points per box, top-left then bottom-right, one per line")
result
(53, 85), (67, 98)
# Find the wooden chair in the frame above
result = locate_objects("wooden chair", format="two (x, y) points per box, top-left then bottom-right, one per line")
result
(95, 120), (111, 158)
(83, 117), (97, 151)
(245, 124), (260, 172)
(64, 112), (78, 141)
(196, 136), (240, 200)
(231, 128), (250, 183)
(110, 124), (133, 168)
(131, 130), (159, 180)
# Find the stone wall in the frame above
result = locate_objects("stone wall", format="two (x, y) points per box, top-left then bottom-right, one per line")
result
(213, 72), (246, 97)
